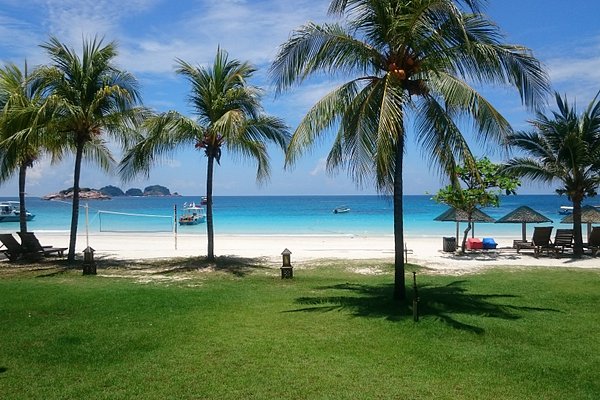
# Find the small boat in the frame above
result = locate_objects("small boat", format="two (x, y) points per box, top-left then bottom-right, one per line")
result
(559, 206), (573, 215)
(178, 202), (206, 225)
(200, 196), (208, 205)
(333, 206), (350, 214)
(0, 201), (34, 222)
(559, 205), (600, 215)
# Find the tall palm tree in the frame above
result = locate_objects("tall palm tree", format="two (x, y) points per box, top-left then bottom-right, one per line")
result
(271, 0), (549, 300)
(120, 48), (290, 261)
(0, 62), (53, 233)
(37, 36), (144, 262)
(503, 92), (600, 258)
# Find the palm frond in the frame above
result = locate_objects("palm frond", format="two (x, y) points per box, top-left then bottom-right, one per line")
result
(428, 71), (512, 147)
(270, 22), (380, 93)
(502, 157), (556, 183)
(119, 111), (199, 181)
(413, 93), (475, 182)
(285, 80), (362, 166)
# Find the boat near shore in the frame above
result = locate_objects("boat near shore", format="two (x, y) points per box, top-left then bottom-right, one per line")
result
(179, 202), (206, 225)
(559, 205), (600, 215)
(0, 201), (34, 222)
(333, 206), (350, 214)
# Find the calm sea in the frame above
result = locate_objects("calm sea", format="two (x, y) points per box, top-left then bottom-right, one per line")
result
(0, 195), (592, 238)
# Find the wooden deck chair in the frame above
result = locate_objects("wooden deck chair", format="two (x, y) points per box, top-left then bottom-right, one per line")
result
(584, 226), (600, 256)
(551, 229), (573, 257)
(516, 226), (553, 257)
(0, 233), (23, 261)
(17, 232), (67, 257)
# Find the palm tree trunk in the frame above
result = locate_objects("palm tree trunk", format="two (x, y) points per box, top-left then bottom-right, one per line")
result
(393, 137), (406, 301)
(461, 222), (472, 253)
(206, 155), (215, 261)
(68, 142), (84, 263)
(18, 164), (28, 233)
(572, 199), (583, 258)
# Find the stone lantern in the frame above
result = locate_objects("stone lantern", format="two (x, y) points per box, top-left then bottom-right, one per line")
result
(82, 246), (96, 275)
(280, 248), (293, 279)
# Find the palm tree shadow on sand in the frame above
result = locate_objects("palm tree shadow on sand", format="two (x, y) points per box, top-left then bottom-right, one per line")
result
(96, 255), (270, 278)
(288, 281), (559, 334)
(22, 255), (269, 278)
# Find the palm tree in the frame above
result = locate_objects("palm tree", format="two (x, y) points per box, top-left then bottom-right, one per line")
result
(120, 48), (289, 261)
(0, 62), (52, 233)
(503, 92), (600, 258)
(271, 0), (549, 300)
(37, 36), (144, 262)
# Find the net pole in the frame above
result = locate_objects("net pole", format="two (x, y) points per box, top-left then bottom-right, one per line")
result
(174, 204), (178, 250)
(85, 202), (90, 248)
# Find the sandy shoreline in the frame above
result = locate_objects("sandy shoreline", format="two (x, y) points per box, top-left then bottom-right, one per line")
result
(30, 231), (600, 273)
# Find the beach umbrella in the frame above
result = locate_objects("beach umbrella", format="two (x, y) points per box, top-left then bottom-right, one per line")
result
(560, 205), (600, 241)
(434, 207), (495, 242)
(495, 205), (552, 242)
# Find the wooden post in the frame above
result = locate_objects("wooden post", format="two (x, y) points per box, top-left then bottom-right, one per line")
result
(174, 204), (177, 250)
(412, 271), (419, 322)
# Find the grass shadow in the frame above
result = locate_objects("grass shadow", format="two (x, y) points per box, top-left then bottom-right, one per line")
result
(3, 254), (271, 279)
(95, 254), (270, 277)
(290, 280), (559, 334)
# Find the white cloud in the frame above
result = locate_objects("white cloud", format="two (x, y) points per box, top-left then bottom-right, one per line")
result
(310, 158), (327, 176)
(543, 36), (600, 101)
(164, 159), (182, 169)
(116, 0), (331, 75)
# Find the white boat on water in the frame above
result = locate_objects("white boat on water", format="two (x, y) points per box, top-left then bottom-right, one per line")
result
(559, 205), (600, 215)
(0, 201), (34, 222)
(333, 206), (350, 214)
(179, 202), (206, 225)
(559, 206), (573, 215)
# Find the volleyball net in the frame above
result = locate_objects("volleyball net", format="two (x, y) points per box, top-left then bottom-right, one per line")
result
(97, 210), (175, 233)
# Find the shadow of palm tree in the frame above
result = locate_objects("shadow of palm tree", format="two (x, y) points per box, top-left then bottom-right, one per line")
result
(96, 255), (269, 277)
(289, 280), (559, 334)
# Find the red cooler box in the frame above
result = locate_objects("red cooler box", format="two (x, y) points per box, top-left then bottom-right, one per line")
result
(467, 237), (483, 250)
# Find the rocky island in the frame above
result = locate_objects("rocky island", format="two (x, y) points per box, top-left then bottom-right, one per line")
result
(42, 185), (180, 200)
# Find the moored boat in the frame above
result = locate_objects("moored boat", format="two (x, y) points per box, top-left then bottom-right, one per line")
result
(559, 205), (600, 215)
(333, 206), (350, 214)
(179, 202), (206, 225)
(0, 201), (35, 222)
(559, 206), (573, 215)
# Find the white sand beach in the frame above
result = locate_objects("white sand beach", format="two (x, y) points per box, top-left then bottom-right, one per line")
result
(33, 231), (600, 273)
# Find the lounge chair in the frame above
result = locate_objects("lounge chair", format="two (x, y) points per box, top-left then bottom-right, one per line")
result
(17, 232), (67, 257)
(551, 229), (573, 257)
(584, 226), (600, 256)
(0, 233), (23, 261)
(516, 226), (553, 257)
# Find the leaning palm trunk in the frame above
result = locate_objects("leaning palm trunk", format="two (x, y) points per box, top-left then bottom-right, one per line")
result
(205, 155), (215, 261)
(68, 143), (84, 263)
(461, 221), (473, 253)
(18, 164), (28, 233)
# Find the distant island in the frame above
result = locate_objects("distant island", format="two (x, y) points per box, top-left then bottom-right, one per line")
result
(42, 185), (181, 200)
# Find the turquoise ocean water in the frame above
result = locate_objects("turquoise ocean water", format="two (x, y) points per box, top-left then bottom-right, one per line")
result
(0, 195), (593, 238)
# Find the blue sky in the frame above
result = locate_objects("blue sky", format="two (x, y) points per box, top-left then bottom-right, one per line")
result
(1, 0), (600, 197)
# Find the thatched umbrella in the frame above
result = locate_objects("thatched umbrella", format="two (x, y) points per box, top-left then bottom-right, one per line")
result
(434, 207), (495, 242)
(495, 205), (552, 242)
(560, 205), (600, 241)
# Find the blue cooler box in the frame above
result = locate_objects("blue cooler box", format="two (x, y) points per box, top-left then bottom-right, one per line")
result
(482, 238), (497, 249)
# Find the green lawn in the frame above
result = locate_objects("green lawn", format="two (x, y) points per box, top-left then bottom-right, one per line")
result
(0, 259), (598, 399)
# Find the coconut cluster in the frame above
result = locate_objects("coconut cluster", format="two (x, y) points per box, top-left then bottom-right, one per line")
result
(387, 55), (427, 96)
